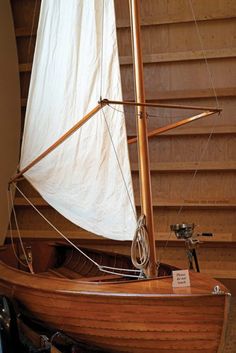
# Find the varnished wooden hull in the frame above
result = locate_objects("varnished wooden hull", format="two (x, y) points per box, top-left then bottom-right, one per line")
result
(0, 256), (230, 353)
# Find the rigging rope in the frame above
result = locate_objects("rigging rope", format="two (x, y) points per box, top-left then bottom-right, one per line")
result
(6, 5), (36, 241)
(11, 0), (140, 277)
(157, 2), (221, 264)
(7, 186), (34, 273)
(188, 0), (220, 108)
(98, 2), (137, 222)
(13, 183), (142, 278)
(102, 108), (137, 219)
(157, 117), (220, 264)
(11, 1), (221, 277)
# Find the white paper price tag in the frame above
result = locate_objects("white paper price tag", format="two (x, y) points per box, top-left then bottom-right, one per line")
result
(172, 269), (191, 288)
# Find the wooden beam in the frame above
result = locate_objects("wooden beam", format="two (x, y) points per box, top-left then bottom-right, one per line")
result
(105, 99), (221, 112)
(128, 111), (216, 144)
(11, 102), (107, 183)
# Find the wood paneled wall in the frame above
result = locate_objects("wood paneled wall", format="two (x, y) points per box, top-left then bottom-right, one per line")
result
(8, 0), (236, 279)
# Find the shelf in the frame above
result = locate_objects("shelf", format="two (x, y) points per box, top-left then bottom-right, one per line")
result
(14, 197), (236, 209)
(14, 197), (46, 206)
(120, 48), (236, 65)
(201, 269), (236, 280)
(6, 229), (234, 242)
(21, 98), (27, 107)
(15, 27), (37, 37)
(15, 17), (236, 37)
(131, 161), (236, 172)
(21, 88), (236, 108)
(139, 200), (236, 208)
(19, 63), (32, 73)
(19, 47), (236, 74)
(145, 87), (236, 101)
(116, 13), (236, 29)
(128, 125), (236, 137)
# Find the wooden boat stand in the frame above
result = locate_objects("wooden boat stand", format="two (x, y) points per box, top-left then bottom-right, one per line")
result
(18, 319), (111, 353)
(0, 310), (101, 353)
(0, 294), (106, 353)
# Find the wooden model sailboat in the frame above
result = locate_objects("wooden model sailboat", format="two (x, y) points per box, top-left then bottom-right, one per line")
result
(0, 0), (230, 352)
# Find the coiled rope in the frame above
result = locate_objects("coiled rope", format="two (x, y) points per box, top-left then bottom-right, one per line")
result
(131, 215), (150, 270)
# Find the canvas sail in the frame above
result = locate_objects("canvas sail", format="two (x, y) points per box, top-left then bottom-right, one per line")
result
(20, 0), (136, 240)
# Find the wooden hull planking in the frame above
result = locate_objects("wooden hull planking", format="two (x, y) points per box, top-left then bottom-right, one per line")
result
(0, 258), (230, 353)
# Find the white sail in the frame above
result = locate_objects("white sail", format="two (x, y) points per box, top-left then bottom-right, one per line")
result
(20, 0), (137, 240)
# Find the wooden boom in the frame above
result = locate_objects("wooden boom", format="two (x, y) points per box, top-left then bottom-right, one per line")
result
(128, 110), (218, 144)
(10, 102), (107, 184)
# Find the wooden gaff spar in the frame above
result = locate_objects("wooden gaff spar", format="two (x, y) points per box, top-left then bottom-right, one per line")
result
(0, 1), (230, 352)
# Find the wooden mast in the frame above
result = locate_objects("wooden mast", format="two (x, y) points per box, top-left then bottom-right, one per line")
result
(129, 0), (157, 277)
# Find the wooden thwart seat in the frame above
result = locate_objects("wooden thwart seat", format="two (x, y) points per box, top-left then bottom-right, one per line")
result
(78, 274), (122, 282)
(42, 268), (122, 282)
(51, 267), (83, 279)
(48, 269), (68, 278)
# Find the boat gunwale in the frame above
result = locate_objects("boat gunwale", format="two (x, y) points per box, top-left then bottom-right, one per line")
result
(0, 260), (230, 299)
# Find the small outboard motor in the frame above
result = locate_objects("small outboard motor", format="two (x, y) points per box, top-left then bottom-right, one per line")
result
(170, 223), (213, 272)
